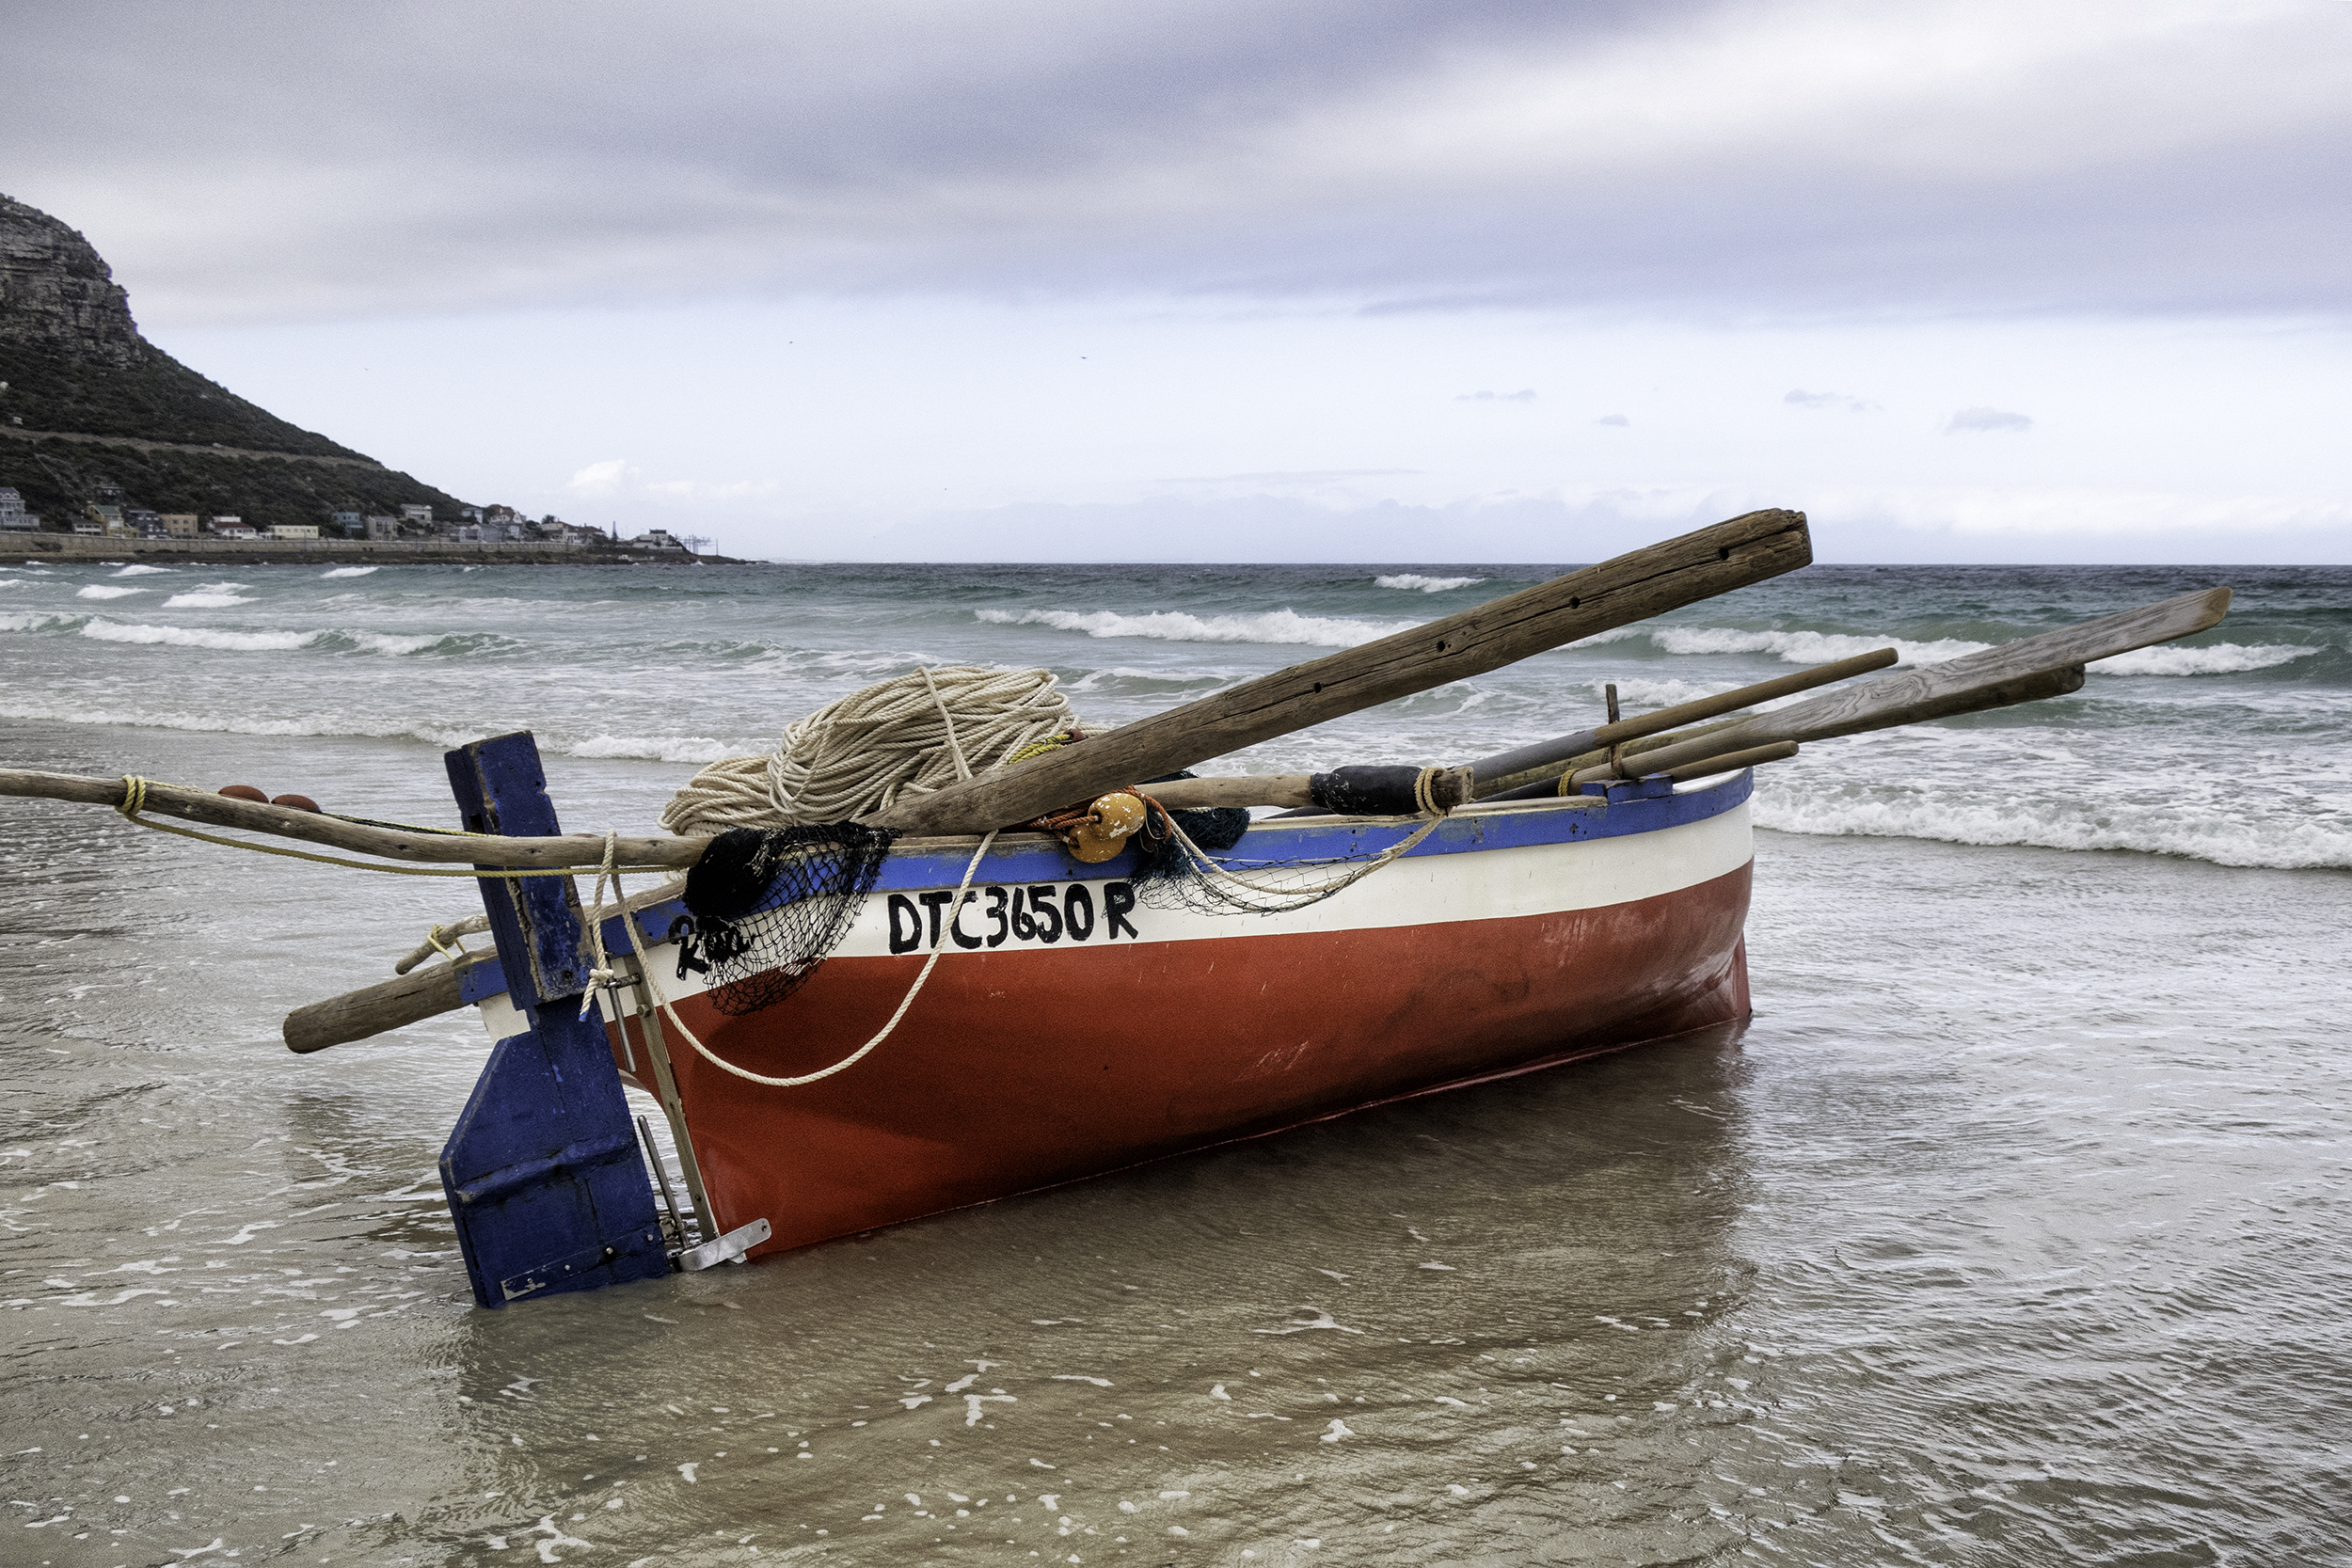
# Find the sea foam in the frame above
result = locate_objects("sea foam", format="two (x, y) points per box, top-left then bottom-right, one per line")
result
(568, 734), (739, 765)
(2090, 641), (2323, 677)
(977, 607), (1417, 647)
(111, 563), (176, 577)
(162, 585), (255, 609)
(76, 584), (147, 600)
(80, 618), (314, 652)
(1756, 782), (2352, 870)
(1375, 575), (1485, 594)
(321, 565), (379, 578)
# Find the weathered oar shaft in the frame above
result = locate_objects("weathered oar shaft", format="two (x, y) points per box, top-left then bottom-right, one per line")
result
(1571, 586), (2228, 784)
(283, 955), (493, 1053)
(0, 768), (709, 869)
(1662, 741), (1799, 782)
(1574, 664), (2087, 783)
(866, 509), (1814, 836)
(1470, 646), (1897, 797)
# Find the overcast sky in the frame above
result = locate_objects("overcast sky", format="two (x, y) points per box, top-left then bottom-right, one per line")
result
(9, 0), (2348, 561)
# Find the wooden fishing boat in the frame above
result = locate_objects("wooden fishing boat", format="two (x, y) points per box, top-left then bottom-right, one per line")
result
(0, 508), (2235, 1309)
(506, 768), (1758, 1263)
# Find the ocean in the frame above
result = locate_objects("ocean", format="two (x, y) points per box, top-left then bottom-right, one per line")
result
(4, 556), (2348, 1565)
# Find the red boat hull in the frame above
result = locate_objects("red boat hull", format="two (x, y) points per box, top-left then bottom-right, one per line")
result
(625, 858), (1751, 1258)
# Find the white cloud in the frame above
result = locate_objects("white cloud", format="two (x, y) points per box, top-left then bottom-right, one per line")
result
(566, 458), (634, 495)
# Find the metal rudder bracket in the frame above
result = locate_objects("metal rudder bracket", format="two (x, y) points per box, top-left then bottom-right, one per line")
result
(680, 1217), (773, 1272)
(437, 731), (671, 1308)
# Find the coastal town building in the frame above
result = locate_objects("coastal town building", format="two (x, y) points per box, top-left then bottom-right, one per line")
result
(211, 516), (256, 539)
(267, 524), (319, 541)
(365, 515), (397, 540)
(330, 510), (362, 534)
(399, 503), (434, 527)
(160, 514), (199, 537)
(0, 487), (37, 531)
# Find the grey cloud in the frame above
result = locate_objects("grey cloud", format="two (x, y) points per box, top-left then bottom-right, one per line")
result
(1597, 414), (1630, 426)
(1946, 407), (2035, 434)
(7, 0), (2348, 325)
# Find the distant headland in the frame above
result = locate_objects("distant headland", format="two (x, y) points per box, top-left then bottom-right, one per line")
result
(0, 192), (723, 563)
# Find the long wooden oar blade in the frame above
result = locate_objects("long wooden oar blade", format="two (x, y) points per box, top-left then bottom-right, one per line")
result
(866, 508), (1815, 835)
(1470, 646), (1897, 798)
(1572, 584), (2227, 783)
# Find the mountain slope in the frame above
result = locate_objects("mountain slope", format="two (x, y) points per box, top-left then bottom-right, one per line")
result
(0, 192), (476, 529)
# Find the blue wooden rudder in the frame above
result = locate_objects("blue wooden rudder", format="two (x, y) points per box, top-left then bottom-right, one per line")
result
(438, 731), (670, 1307)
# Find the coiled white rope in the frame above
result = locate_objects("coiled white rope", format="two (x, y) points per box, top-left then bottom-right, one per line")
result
(660, 665), (1078, 836)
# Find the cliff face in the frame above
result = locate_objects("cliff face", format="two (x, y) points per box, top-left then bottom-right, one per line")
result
(0, 192), (366, 458)
(0, 194), (147, 368)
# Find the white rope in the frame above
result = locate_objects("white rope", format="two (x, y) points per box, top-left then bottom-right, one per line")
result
(605, 829), (999, 1088)
(660, 666), (1076, 835)
(578, 830), (626, 1017)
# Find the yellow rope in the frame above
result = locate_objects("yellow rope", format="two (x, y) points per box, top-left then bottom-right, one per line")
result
(112, 776), (673, 880)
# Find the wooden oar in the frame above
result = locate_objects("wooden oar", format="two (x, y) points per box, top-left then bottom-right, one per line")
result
(1469, 646), (1897, 798)
(1562, 586), (2229, 786)
(284, 954), (497, 1053)
(0, 769), (707, 869)
(864, 508), (1814, 835)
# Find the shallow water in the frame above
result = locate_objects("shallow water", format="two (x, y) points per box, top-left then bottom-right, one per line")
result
(5, 560), (2349, 1564)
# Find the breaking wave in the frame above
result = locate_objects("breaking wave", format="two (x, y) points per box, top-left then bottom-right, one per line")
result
(80, 618), (312, 651)
(1375, 574), (1485, 594)
(567, 734), (741, 765)
(75, 583), (147, 600)
(321, 565), (379, 578)
(0, 694), (481, 748)
(2089, 641), (2323, 677)
(111, 563), (176, 577)
(976, 606), (1417, 647)
(1755, 784), (2352, 871)
(162, 584), (255, 609)
(74, 619), (518, 656)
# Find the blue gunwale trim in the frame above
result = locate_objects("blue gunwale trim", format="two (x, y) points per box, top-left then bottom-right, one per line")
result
(579, 770), (1755, 966)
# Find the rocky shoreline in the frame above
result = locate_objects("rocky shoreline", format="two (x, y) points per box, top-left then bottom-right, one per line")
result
(12, 534), (743, 566)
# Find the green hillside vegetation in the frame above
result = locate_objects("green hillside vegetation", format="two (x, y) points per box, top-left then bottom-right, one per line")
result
(0, 338), (365, 458)
(0, 438), (473, 533)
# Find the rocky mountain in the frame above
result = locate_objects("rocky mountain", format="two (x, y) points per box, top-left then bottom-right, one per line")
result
(0, 192), (474, 529)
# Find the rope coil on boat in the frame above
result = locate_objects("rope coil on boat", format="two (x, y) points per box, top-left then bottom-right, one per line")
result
(660, 665), (1082, 835)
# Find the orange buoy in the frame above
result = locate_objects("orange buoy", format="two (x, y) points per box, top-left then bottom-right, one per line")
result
(271, 794), (323, 814)
(218, 784), (269, 802)
(1064, 791), (1148, 863)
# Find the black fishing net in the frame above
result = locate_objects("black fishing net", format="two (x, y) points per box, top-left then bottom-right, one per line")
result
(1124, 770), (1255, 904)
(679, 824), (898, 1016)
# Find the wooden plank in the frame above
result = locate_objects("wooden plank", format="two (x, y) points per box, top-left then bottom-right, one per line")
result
(1581, 586), (2227, 782)
(866, 508), (1815, 835)
(0, 765), (707, 868)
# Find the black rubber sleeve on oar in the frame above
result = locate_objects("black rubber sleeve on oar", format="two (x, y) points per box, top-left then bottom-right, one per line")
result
(1309, 766), (1427, 816)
